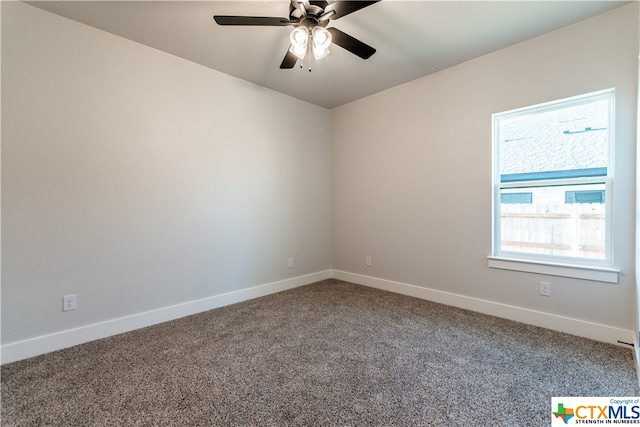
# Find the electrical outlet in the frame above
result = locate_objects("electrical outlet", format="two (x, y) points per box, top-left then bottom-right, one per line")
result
(366, 256), (372, 266)
(539, 281), (551, 297)
(288, 258), (294, 268)
(63, 294), (77, 311)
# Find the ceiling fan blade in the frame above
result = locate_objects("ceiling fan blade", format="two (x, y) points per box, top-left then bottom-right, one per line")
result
(327, 27), (376, 59)
(326, 1), (379, 20)
(280, 48), (299, 69)
(213, 16), (292, 26)
(310, 0), (330, 8)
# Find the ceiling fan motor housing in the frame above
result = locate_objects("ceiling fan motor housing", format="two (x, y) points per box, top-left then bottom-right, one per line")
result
(289, 3), (327, 29)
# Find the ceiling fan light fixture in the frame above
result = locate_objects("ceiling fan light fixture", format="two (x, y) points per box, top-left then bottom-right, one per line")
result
(289, 26), (309, 59)
(312, 26), (332, 60)
(214, 0), (379, 70)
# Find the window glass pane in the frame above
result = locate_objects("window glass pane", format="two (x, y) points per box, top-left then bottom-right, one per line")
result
(498, 99), (609, 177)
(500, 183), (606, 259)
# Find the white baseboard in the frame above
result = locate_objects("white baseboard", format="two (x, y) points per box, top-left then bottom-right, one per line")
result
(1, 270), (331, 365)
(332, 270), (635, 347)
(4, 269), (632, 365)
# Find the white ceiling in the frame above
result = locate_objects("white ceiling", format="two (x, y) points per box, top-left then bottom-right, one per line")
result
(27, 1), (629, 109)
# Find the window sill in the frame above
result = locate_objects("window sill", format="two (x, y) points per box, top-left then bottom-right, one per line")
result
(487, 256), (619, 283)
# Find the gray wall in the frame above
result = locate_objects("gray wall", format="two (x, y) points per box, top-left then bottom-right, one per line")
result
(1, 2), (331, 345)
(331, 4), (638, 331)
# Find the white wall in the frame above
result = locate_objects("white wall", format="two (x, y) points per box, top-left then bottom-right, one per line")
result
(1, 2), (331, 353)
(332, 4), (638, 337)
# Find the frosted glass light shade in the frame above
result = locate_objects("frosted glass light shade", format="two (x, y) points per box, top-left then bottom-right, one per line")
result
(289, 27), (309, 59)
(312, 27), (331, 60)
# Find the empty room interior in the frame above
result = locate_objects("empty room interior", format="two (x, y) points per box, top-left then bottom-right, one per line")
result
(2, 0), (640, 424)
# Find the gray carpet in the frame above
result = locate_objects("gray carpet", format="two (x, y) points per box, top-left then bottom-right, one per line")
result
(2, 279), (638, 426)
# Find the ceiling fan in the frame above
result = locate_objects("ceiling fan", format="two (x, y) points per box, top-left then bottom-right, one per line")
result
(214, 0), (379, 69)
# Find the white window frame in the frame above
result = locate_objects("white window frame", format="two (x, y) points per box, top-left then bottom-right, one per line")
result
(488, 89), (619, 283)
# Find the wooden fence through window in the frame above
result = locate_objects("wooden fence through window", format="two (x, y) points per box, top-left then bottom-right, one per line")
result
(501, 203), (605, 259)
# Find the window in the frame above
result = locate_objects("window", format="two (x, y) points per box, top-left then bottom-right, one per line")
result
(490, 89), (617, 281)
